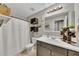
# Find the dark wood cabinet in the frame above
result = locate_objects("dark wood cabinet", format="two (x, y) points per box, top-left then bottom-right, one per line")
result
(37, 41), (67, 56)
(68, 50), (79, 56)
(37, 41), (79, 56)
(37, 44), (51, 56)
(52, 46), (67, 56)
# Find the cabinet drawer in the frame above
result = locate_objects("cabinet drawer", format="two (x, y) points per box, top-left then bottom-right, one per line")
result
(37, 41), (67, 56)
(68, 50), (79, 56)
(52, 46), (67, 56)
(37, 44), (51, 56)
(37, 41), (52, 49)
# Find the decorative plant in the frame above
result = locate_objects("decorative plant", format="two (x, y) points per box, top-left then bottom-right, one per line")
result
(68, 23), (75, 29)
(60, 27), (64, 32)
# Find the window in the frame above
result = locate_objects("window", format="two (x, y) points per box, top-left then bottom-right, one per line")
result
(54, 20), (64, 31)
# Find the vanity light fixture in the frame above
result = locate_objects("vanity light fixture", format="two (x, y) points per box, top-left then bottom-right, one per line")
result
(47, 5), (63, 13)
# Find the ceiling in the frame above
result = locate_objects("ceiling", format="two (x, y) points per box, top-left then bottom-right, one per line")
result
(5, 3), (53, 20)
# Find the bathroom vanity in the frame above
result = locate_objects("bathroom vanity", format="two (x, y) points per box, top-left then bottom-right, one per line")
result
(36, 3), (78, 56)
(37, 41), (67, 56)
(36, 36), (79, 56)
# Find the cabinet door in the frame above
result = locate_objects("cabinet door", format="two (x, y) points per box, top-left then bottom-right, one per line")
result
(52, 46), (67, 56)
(37, 44), (51, 56)
(68, 50), (79, 56)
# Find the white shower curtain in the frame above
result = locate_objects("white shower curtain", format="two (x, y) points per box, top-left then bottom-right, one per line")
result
(0, 24), (4, 56)
(0, 17), (30, 56)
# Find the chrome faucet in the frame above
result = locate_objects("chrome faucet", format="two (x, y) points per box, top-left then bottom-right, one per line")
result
(47, 32), (50, 38)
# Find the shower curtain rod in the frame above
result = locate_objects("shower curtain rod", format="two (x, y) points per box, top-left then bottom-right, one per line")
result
(11, 16), (30, 22)
(0, 14), (30, 22)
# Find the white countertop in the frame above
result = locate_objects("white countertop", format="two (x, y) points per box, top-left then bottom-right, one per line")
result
(34, 36), (79, 52)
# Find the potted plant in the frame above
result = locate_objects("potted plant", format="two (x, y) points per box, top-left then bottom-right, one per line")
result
(68, 23), (75, 32)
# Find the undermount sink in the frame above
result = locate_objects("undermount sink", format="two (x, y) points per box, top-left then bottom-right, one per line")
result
(51, 36), (63, 42)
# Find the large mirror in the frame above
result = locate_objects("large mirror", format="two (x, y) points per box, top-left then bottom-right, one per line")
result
(44, 3), (75, 33)
(45, 13), (68, 32)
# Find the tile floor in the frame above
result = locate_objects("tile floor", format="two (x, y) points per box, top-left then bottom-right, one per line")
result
(17, 47), (36, 56)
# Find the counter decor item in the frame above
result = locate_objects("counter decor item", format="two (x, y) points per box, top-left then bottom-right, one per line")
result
(60, 27), (76, 44)
(68, 23), (75, 32)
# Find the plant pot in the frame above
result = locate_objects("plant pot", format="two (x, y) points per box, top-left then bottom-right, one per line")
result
(70, 28), (75, 32)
